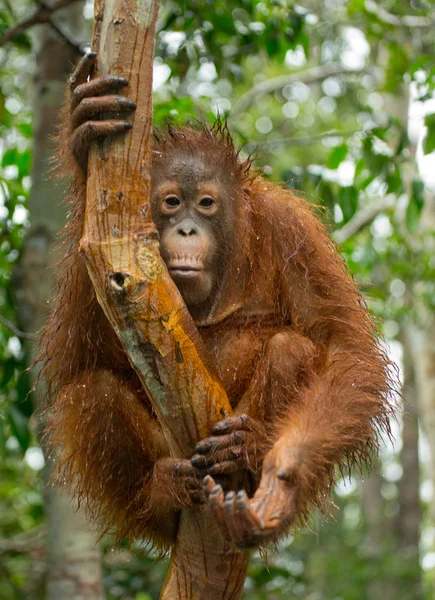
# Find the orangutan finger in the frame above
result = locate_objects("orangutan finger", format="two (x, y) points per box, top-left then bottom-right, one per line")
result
(223, 491), (237, 518)
(192, 445), (244, 468)
(202, 475), (216, 498)
(208, 483), (228, 535)
(71, 96), (136, 129)
(233, 490), (265, 547)
(166, 458), (203, 478)
(212, 414), (253, 435)
(222, 491), (252, 545)
(71, 76), (129, 111)
(236, 490), (263, 530)
(207, 460), (247, 475)
(71, 120), (132, 166)
(192, 454), (237, 470)
(202, 472), (231, 491)
(194, 432), (247, 455)
(69, 52), (97, 90)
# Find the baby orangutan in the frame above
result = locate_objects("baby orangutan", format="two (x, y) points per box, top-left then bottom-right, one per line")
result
(40, 53), (394, 550)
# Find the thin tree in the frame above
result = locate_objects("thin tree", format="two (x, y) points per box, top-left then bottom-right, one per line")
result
(18, 3), (104, 598)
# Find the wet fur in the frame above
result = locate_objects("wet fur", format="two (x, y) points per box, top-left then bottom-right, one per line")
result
(38, 112), (396, 550)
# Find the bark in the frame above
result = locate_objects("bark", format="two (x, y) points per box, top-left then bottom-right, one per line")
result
(361, 471), (384, 552)
(382, 74), (423, 598)
(83, 1), (249, 598)
(410, 193), (435, 525)
(406, 194), (435, 599)
(409, 319), (435, 523)
(395, 337), (421, 597)
(15, 4), (104, 599)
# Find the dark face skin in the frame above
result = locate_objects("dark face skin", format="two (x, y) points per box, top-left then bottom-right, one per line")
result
(151, 152), (236, 317)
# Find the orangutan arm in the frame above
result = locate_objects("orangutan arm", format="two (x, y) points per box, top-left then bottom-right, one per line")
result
(191, 329), (316, 494)
(205, 337), (392, 547)
(50, 369), (204, 547)
(205, 193), (394, 547)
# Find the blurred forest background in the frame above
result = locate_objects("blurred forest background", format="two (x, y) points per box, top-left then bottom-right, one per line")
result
(1, 0), (435, 599)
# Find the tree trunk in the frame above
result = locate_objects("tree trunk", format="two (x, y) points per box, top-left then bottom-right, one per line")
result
(395, 335), (421, 598)
(406, 193), (435, 599)
(83, 1), (249, 598)
(361, 471), (388, 599)
(16, 4), (104, 599)
(375, 68), (422, 597)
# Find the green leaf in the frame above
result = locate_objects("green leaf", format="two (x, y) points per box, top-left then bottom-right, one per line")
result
(386, 166), (403, 194)
(360, 174), (376, 190)
(362, 137), (388, 178)
(383, 44), (409, 93)
(2, 147), (18, 168)
(15, 372), (32, 413)
(287, 11), (304, 41)
(327, 144), (348, 169)
(338, 186), (359, 223)
(15, 150), (31, 178)
(412, 179), (425, 204)
(423, 113), (435, 154)
(0, 11), (10, 33)
(395, 128), (408, 156)
(406, 179), (424, 232)
(318, 180), (335, 210)
(7, 405), (30, 451)
(1, 148), (31, 179)
(1, 357), (15, 387)
(12, 32), (32, 50)
(0, 89), (4, 121)
(0, 419), (6, 456)
(17, 122), (32, 138)
(265, 37), (279, 57)
(354, 157), (366, 178)
(299, 31), (310, 57)
(371, 127), (387, 140)
(213, 13), (236, 35)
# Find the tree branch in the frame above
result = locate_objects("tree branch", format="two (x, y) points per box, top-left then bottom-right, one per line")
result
(0, 526), (45, 554)
(49, 14), (87, 55)
(365, 0), (434, 27)
(230, 64), (372, 118)
(333, 195), (395, 244)
(82, 2), (250, 596)
(0, 314), (36, 340)
(0, 0), (82, 48)
(245, 129), (360, 152)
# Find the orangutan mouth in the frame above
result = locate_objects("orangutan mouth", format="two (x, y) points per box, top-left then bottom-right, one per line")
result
(168, 263), (203, 278)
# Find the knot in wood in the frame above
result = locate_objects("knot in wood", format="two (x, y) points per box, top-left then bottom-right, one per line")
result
(108, 271), (133, 296)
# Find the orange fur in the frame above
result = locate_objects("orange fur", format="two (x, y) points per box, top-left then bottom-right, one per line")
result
(38, 118), (395, 549)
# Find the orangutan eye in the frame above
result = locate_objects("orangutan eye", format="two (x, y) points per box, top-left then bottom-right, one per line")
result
(164, 196), (180, 208)
(199, 197), (215, 208)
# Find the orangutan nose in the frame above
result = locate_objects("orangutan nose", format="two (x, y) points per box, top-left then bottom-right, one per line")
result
(177, 220), (198, 237)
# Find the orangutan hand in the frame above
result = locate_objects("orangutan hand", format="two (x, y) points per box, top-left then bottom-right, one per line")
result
(203, 441), (300, 548)
(191, 414), (267, 478)
(67, 52), (136, 173)
(151, 457), (206, 509)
